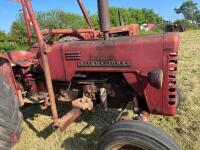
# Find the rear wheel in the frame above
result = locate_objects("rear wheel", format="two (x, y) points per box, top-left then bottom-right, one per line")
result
(0, 76), (23, 150)
(97, 121), (180, 150)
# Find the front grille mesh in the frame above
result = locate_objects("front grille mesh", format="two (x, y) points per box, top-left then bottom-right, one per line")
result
(168, 52), (178, 105)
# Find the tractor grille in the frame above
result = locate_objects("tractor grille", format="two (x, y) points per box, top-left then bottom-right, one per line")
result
(65, 52), (81, 60)
(168, 52), (178, 106)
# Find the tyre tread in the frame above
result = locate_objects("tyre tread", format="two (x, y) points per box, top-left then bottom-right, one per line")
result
(0, 77), (23, 150)
(98, 120), (180, 150)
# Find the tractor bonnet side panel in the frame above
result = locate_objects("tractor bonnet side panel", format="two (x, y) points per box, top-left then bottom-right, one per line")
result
(61, 35), (164, 78)
(45, 33), (179, 116)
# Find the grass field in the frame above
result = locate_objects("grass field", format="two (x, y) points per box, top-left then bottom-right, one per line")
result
(13, 30), (200, 150)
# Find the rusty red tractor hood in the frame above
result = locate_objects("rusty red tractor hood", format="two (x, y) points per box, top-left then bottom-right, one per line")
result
(39, 32), (178, 116)
(5, 32), (180, 116)
(0, 0), (180, 132)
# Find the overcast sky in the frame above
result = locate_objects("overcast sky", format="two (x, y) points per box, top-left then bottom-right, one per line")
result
(0, 0), (200, 32)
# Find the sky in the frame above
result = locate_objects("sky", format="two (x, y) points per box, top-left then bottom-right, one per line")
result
(0, 0), (200, 32)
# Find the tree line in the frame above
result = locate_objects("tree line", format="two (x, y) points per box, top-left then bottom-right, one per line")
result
(1, 0), (199, 53)
(0, 7), (162, 53)
(175, 0), (200, 23)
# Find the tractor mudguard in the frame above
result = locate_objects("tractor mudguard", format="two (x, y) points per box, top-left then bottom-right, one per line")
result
(0, 55), (23, 149)
(0, 55), (19, 102)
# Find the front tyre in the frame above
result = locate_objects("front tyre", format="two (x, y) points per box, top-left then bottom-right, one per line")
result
(97, 121), (180, 150)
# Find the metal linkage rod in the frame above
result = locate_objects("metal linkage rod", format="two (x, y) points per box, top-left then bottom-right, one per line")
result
(23, 0), (59, 127)
(21, 0), (32, 43)
(77, 0), (94, 29)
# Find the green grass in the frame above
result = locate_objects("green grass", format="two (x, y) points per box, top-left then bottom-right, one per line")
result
(13, 30), (200, 150)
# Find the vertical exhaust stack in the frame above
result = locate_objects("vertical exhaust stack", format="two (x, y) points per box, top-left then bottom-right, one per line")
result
(97, 0), (110, 40)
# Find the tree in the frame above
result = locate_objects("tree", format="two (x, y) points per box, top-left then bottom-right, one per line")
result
(109, 7), (163, 26)
(9, 8), (163, 48)
(10, 10), (90, 48)
(195, 11), (200, 23)
(175, 0), (199, 21)
(174, 19), (196, 28)
(0, 31), (17, 53)
(36, 10), (88, 29)
(11, 21), (27, 46)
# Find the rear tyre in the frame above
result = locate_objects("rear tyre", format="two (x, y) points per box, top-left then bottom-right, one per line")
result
(0, 76), (23, 150)
(97, 121), (180, 150)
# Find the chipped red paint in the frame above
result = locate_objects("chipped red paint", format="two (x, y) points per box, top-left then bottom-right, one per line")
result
(6, 51), (37, 67)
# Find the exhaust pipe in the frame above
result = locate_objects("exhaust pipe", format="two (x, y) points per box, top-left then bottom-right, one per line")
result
(97, 0), (110, 40)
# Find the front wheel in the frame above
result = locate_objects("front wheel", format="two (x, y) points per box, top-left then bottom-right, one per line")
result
(97, 121), (180, 150)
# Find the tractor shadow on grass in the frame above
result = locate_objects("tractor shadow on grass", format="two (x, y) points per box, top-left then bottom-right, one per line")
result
(21, 102), (81, 139)
(61, 124), (100, 150)
(21, 104), (57, 139)
(61, 106), (121, 150)
(21, 103), (124, 144)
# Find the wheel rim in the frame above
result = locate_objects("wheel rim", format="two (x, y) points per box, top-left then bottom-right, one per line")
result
(111, 144), (145, 150)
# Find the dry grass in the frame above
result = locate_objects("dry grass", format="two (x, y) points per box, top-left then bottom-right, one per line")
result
(13, 30), (200, 150)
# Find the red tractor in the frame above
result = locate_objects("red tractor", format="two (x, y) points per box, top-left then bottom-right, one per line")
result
(0, 0), (181, 149)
